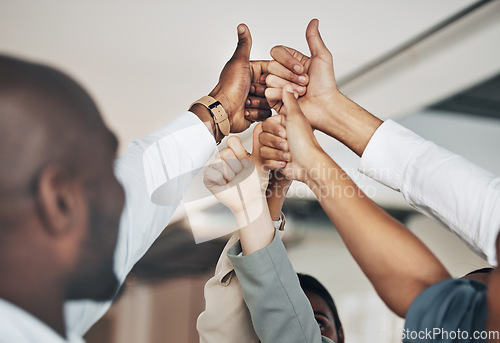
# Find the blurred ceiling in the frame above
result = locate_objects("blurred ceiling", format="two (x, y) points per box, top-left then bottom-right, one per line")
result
(0, 0), (482, 150)
(1, 1), (499, 277)
(431, 73), (500, 120)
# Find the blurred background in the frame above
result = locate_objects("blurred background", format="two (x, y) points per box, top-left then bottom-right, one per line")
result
(1, 0), (499, 342)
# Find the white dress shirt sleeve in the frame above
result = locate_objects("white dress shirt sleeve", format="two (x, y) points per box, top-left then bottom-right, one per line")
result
(358, 119), (500, 267)
(64, 111), (217, 336)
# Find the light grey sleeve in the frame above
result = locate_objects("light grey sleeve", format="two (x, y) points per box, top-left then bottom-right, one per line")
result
(227, 230), (334, 343)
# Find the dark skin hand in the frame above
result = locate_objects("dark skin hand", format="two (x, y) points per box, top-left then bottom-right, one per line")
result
(191, 24), (308, 139)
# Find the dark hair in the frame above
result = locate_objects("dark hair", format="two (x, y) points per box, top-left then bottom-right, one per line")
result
(465, 267), (494, 276)
(297, 273), (342, 333)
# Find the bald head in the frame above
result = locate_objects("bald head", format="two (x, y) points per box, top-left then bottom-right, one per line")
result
(0, 55), (110, 225)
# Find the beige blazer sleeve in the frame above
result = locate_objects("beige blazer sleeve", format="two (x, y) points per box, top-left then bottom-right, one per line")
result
(196, 231), (260, 343)
(197, 214), (286, 343)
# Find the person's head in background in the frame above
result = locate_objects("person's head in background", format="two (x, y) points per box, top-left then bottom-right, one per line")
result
(298, 273), (344, 343)
(462, 267), (493, 284)
(0, 55), (124, 333)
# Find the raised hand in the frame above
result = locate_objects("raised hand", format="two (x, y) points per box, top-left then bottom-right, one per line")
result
(204, 125), (269, 227)
(260, 85), (327, 185)
(208, 24), (309, 134)
(207, 24), (259, 134)
(265, 19), (340, 131)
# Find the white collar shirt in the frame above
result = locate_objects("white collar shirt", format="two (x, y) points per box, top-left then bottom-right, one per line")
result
(0, 111), (216, 341)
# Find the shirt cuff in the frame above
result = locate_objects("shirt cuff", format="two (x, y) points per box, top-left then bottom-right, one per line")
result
(140, 111), (217, 205)
(358, 119), (426, 191)
(227, 228), (282, 266)
(272, 212), (286, 232)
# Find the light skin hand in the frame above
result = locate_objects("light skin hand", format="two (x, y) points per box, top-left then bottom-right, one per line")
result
(204, 128), (269, 215)
(260, 85), (326, 185)
(204, 127), (275, 256)
(260, 86), (451, 317)
(265, 19), (339, 130)
(265, 19), (383, 157)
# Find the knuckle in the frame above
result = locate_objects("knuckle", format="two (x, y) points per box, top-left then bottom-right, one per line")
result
(273, 125), (282, 136)
(226, 136), (240, 147)
(261, 119), (273, 133)
(273, 137), (283, 149)
(265, 74), (275, 86)
(272, 149), (282, 159)
(267, 61), (278, 75)
(220, 149), (232, 160)
(258, 132), (268, 146)
(215, 174), (224, 184)
(260, 146), (271, 158)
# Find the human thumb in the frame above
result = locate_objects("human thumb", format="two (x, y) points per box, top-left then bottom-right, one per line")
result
(232, 24), (252, 61)
(305, 19), (329, 57)
(282, 85), (304, 123)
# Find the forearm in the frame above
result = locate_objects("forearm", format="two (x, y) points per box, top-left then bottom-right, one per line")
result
(267, 193), (285, 221)
(307, 154), (450, 317)
(236, 196), (275, 256)
(320, 93), (383, 157)
(266, 176), (291, 221)
(359, 120), (500, 266)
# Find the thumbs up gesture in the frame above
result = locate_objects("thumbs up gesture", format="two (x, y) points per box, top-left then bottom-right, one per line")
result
(204, 124), (270, 227)
(265, 19), (342, 131)
(261, 85), (327, 185)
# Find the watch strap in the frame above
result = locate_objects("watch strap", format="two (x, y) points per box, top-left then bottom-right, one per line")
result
(190, 96), (230, 144)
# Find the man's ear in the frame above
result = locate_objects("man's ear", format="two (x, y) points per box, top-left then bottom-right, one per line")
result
(36, 164), (81, 236)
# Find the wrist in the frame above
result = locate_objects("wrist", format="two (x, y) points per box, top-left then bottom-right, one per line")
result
(266, 177), (291, 221)
(233, 196), (267, 228)
(321, 91), (350, 137)
(190, 103), (216, 139)
(209, 86), (233, 127)
(323, 92), (383, 156)
(191, 93), (231, 143)
(303, 150), (333, 191)
(267, 173), (292, 198)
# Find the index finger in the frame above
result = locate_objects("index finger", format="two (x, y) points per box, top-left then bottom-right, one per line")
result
(270, 45), (309, 75)
(262, 115), (286, 139)
(268, 60), (309, 86)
